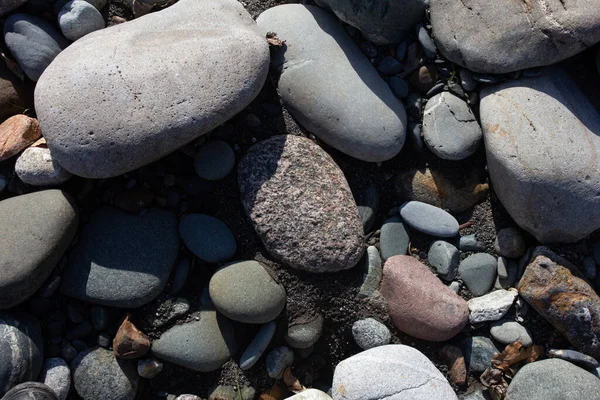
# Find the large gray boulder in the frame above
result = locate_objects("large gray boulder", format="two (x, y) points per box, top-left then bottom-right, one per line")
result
(35, 0), (269, 178)
(314, 0), (425, 45)
(480, 68), (600, 243)
(430, 0), (600, 74)
(256, 5), (406, 162)
(0, 190), (78, 309)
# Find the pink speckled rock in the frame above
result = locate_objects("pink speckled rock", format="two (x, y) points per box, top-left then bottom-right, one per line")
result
(381, 255), (468, 341)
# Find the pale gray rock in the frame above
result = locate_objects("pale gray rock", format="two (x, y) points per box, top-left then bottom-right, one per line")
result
(332, 345), (457, 400)
(467, 289), (518, 324)
(430, 0), (600, 74)
(15, 146), (72, 186)
(490, 320), (533, 347)
(358, 246), (383, 298)
(480, 67), (600, 243)
(39, 358), (70, 400)
(35, 0), (269, 178)
(287, 389), (332, 400)
(58, 0), (104, 41)
(256, 5), (406, 162)
(423, 92), (482, 160)
(459, 253), (497, 296)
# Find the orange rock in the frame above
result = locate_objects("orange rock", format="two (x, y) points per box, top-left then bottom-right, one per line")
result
(440, 345), (467, 387)
(113, 314), (151, 359)
(0, 115), (41, 161)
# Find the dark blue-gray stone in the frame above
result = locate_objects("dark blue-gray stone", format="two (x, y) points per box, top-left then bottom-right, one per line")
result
(61, 207), (179, 308)
(400, 201), (459, 237)
(389, 76), (409, 99)
(379, 216), (409, 260)
(179, 214), (236, 263)
(458, 253), (497, 296)
(396, 41), (407, 61)
(169, 258), (190, 295)
(417, 25), (437, 59)
(547, 349), (599, 370)
(240, 321), (276, 370)
(459, 69), (476, 91)
(461, 336), (499, 373)
(193, 140), (235, 181)
(378, 56), (403, 76)
(407, 122), (423, 152)
(428, 240), (459, 281)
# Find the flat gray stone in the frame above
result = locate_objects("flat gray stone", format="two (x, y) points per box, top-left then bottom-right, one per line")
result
(467, 289), (518, 323)
(461, 336), (499, 373)
(352, 318), (391, 350)
(179, 214), (236, 263)
(39, 358), (70, 400)
(256, 5), (406, 162)
(35, 0), (269, 178)
(0, 312), (43, 397)
(285, 314), (324, 349)
(332, 344), (457, 400)
(58, 0), (104, 41)
(379, 216), (409, 260)
(400, 201), (459, 237)
(72, 347), (138, 400)
(480, 67), (600, 243)
(428, 240), (460, 281)
(0, 190), (78, 309)
(431, 0), (600, 74)
(3, 13), (70, 81)
(490, 320), (533, 347)
(152, 309), (237, 372)
(459, 253), (497, 296)
(61, 207), (179, 308)
(238, 135), (364, 273)
(507, 358), (600, 400)
(314, 0), (424, 45)
(240, 322), (276, 370)
(209, 260), (286, 324)
(423, 92), (482, 160)
(15, 146), (72, 186)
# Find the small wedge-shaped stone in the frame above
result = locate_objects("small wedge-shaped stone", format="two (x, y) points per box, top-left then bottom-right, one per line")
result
(35, 0), (269, 178)
(257, 5), (406, 162)
(0, 115), (41, 161)
(113, 314), (150, 360)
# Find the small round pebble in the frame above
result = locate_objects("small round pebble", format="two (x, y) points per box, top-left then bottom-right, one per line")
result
(240, 321), (276, 370)
(459, 234), (486, 252)
(449, 281), (461, 293)
(459, 253), (497, 296)
(137, 358), (163, 379)
(58, 0), (105, 41)
(494, 227), (526, 258)
(286, 314), (324, 349)
(490, 320), (533, 347)
(352, 318), (391, 350)
(39, 358), (71, 400)
(400, 201), (459, 237)
(193, 140), (235, 181)
(15, 146), (72, 186)
(179, 214), (236, 263)
(428, 240), (459, 281)
(266, 346), (294, 379)
(379, 216), (409, 260)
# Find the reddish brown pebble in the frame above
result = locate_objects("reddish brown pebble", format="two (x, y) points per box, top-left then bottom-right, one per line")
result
(380, 255), (469, 341)
(115, 188), (154, 213)
(0, 115), (41, 161)
(113, 314), (151, 359)
(440, 345), (467, 387)
(518, 246), (600, 358)
(410, 64), (438, 92)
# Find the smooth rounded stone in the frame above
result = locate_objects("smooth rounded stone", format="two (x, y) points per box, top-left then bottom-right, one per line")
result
(497, 256), (509, 279)
(379, 216), (409, 261)
(461, 336), (499, 373)
(286, 314), (324, 349)
(179, 214), (236, 263)
(459, 253), (497, 296)
(332, 345), (458, 400)
(548, 349), (598, 369)
(39, 358), (70, 400)
(0, 0), (27, 15)
(467, 289), (518, 324)
(389, 76), (409, 99)
(356, 183), (379, 232)
(137, 358), (163, 379)
(0, 312), (43, 397)
(0, 190), (78, 309)
(481, 68), (600, 243)
(193, 140), (235, 181)
(423, 92), (482, 161)
(266, 346), (294, 379)
(15, 146), (72, 186)
(314, 0), (424, 45)
(152, 309), (237, 372)
(459, 234), (487, 252)
(449, 281), (461, 293)
(430, 1), (600, 74)
(410, 64), (439, 92)
(240, 322), (276, 370)
(72, 347), (138, 400)
(238, 135), (364, 273)
(428, 240), (459, 281)
(209, 260), (286, 324)
(400, 201), (459, 238)
(417, 25), (437, 59)
(518, 247), (600, 358)
(169, 259), (190, 295)
(58, 0), (104, 41)
(287, 389), (332, 400)
(494, 227), (526, 258)
(60, 207), (179, 308)
(3, 14), (70, 82)
(358, 246), (383, 298)
(381, 256), (468, 341)
(0, 115), (41, 161)
(460, 69), (476, 92)
(208, 385), (255, 400)
(378, 56), (403, 76)
(507, 358), (600, 400)
(256, 6), (407, 163)
(490, 320), (533, 347)
(352, 318), (391, 350)
(36, 0), (268, 179)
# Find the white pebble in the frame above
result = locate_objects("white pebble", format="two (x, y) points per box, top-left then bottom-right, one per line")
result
(467, 289), (518, 324)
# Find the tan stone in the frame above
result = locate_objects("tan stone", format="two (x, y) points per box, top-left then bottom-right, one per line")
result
(0, 115), (41, 161)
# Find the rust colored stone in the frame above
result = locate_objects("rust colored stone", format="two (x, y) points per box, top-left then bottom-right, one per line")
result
(518, 246), (600, 357)
(113, 314), (151, 359)
(0, 115), (41, 161)
(440, 345), (467, 387)
(410, 64), (438, 92)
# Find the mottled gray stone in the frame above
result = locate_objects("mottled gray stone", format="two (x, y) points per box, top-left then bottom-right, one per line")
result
(3, 14), (70, 81)
(0, 312), (43, 397)
(507, 359), (600, 400)
(152, 309), (237, 372)
(480, 67), (600, 243)
(256, 5), (406, 162)
(400, 201), (459, 237)
(431, 0), (600, 74)
(286, 314), (324, 349)
(490, 320), (533, 347)
(379, 216), (409, 260)
(238, 135), (364, 273)
(72, 347), (138, 400)
(15, 146), (72, 186)
(209, 260), (286, 324)
(35, 0), (269, 178)
(179, 214), (236, 263)
(240, 322), (276, 370)
(352, 318), (391, 350)
(423, 92), (482, 160)
(39, 358), (70, 400)
(58, 0), (104, 41)
(461, 336), (499, 373)
(428, 240), (459, 281)
(332, 345), (457, 400)
(459, 253), (497, 296)
(61, 207), (179, 308)
(0, 190), (78, 309)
